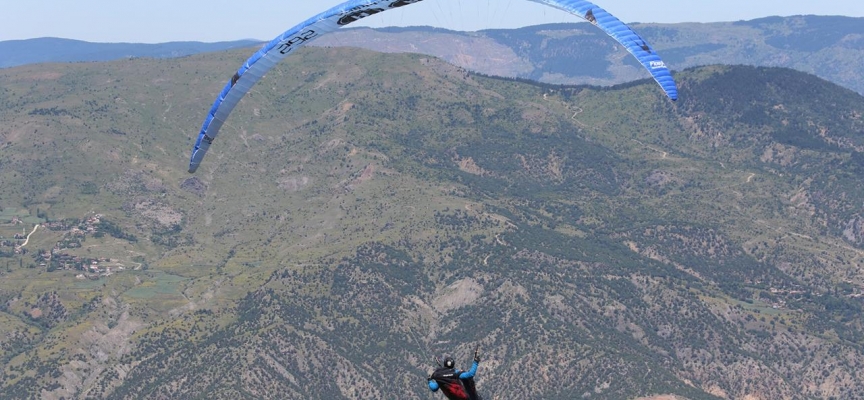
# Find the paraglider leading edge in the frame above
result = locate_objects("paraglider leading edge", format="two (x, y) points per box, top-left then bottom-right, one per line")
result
(188, 0), (678, 174)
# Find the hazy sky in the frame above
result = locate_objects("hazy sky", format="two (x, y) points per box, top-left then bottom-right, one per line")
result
(3, 0), (864, 43)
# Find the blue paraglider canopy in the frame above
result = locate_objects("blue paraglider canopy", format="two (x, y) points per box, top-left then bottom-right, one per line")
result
(188, 0), (678, 173)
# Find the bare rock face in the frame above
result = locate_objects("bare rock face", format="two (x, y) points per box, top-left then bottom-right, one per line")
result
(432, 278), (484, 313)
(645, 170), (678, 187)
(277, 176), (310, 192)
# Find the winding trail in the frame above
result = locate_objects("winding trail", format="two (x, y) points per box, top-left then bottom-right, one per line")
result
(630, 139), (669, 159)
(570, 106), (589, 127)
(17, 224), (39, 249)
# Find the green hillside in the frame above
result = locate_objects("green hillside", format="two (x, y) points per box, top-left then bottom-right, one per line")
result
(1, 47), (864, 399)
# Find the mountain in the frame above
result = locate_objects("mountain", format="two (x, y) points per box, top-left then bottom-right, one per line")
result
(4, 15), (863, 94)
(313, 15), (864, 94)
(0, 37), (262, 68)
(1, 46), (864, 399)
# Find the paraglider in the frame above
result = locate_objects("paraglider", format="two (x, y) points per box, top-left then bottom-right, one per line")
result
(188, 0), (678, 173)
(428, 348), (483, 400)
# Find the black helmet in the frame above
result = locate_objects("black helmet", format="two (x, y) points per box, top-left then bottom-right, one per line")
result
(443, 356), (455, 368)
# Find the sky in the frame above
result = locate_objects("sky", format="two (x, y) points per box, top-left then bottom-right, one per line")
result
(3, 0), (864, 43)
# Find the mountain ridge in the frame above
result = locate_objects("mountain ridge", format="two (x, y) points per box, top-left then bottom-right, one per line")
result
(0, 37), (262, 68)
(5, 15), (861, 94)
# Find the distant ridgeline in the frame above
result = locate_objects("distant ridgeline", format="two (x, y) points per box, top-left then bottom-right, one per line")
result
(316, 15), (864, 94)
(0, 37), (262, 68)
(3, 16), (862, 93)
